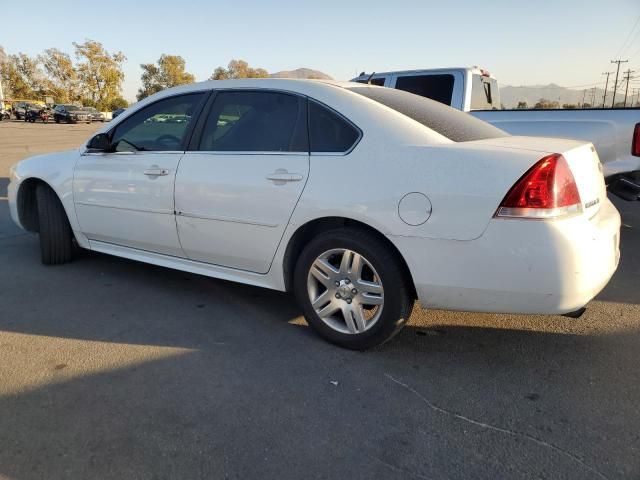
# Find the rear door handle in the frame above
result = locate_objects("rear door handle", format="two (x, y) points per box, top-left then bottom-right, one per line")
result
(144, 166), (169, 177)
(266, 171), (304, 182)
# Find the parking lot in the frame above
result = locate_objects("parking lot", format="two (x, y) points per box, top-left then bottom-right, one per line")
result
(0, 119), (638, 479)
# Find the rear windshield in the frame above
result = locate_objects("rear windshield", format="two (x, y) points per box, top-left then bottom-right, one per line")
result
(346, 85), (508, 142)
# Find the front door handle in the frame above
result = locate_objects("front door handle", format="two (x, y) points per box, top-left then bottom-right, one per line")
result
(266, 169), (304, 183)
(144, 166), (169, 177)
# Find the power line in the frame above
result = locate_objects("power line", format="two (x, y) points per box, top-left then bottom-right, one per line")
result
(506, 81), (605, 90)
(614, 15), (640, 59)
(623, 69), (636, 107)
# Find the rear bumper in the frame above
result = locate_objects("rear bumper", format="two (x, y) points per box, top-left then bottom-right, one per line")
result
(390, 199), (621, 315)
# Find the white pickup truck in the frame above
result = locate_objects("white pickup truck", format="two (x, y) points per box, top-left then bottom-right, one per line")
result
(352, 67), (640, 200)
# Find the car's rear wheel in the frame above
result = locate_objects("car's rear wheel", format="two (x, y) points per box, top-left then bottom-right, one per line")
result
(294, 228), (413, 349)
(36, 185), (73, 265)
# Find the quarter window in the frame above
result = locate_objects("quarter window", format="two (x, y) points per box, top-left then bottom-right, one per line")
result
(308, 100), (360, 153)
(199, 91), (308, 152)
(111, 93), (206, 152)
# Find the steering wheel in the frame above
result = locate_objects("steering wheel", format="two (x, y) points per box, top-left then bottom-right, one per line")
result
(156, 134), (181, 148)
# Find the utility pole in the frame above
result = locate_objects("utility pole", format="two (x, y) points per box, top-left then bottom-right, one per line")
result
(611, 59), (628, 107)
(622, 69), (635, 107)
(602, 71), (613, 108)
(581, 89), (587, 108)
(591, 87), (597, 107)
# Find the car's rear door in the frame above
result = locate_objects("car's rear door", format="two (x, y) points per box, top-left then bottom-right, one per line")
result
(174, 90), (309, 273)
(73, 91), (208, 256)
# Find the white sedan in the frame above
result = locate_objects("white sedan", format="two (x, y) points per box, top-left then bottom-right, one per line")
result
(8, 79), (621, 349)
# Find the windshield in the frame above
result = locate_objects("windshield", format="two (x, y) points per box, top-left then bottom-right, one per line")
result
(346, 85), (508, 142)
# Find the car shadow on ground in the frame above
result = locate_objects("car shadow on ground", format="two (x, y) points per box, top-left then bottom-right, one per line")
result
(0, 242), (638, 479)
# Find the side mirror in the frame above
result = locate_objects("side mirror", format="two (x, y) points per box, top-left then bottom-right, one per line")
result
(87, 133), (111, 152)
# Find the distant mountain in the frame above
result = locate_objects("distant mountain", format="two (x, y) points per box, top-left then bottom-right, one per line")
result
(499, 83), (619, 108)
(269, 68), (333, 80)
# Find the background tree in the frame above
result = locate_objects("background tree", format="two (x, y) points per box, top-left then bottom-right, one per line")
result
(74, 40), (126, 110)
(516, 101), (528, 109)
(1, 53), (46, 99)
(210, 59), (268, 80)
(533, 98), (560, 109)
(137, 54), (195, 100)
(108, 96), (128, 110)
(39, 48), (79, 103)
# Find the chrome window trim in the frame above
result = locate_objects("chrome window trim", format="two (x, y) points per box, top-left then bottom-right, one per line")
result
(185, 151), (308, 156)
(196, 88), (363, 156)
(81, 150), (185, 156)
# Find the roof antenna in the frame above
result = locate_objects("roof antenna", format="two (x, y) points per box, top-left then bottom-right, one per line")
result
(366, 72), (376, 85)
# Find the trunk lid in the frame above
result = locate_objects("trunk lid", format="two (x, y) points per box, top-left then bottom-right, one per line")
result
(475, 136), (606, 218)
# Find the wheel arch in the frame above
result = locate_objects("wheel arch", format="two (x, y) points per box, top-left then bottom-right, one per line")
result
(16, 178), (58, 232)
(282, 216), (416, 299)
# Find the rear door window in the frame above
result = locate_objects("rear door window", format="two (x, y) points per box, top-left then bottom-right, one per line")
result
(394, 74), (455, 106)
(199, 91), (308, 152)
(308, 100), (361, 153)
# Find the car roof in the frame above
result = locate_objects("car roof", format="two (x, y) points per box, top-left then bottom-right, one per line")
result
(143, 78), (354, 100)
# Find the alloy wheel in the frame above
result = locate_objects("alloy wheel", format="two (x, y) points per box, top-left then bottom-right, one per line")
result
(306, 248), (384, 334)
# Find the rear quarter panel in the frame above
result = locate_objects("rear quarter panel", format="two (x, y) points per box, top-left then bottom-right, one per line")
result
(290, 140), (551, 241)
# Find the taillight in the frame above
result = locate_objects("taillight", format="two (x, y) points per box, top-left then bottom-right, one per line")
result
(632, 123), (640, 157)
(495, 154), (582, 219)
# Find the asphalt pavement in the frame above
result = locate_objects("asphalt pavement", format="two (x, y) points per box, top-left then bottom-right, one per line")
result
(0, 120), (638, 479)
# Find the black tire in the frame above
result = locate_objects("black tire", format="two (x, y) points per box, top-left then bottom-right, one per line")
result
(293, 228), (413, 350)
(55, 117), (60, 124)
(36, 185), (73, 265)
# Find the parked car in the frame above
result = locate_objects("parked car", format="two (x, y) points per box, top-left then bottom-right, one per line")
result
(53, 104), (91, 124)
(82, 106), (105, 122)
(352, 67), (640, 199)
(7, 79), (621, 349)
(111, 107), (126, 119)
(0, 108), (10, 121)
(14, 101), (44, 120)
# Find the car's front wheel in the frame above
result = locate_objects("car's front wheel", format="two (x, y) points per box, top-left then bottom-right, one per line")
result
(294, 228), (413, 349)
(36, 185), (73, 265)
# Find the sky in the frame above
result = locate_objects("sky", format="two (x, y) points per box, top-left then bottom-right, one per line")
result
(2, 0), (640, 101)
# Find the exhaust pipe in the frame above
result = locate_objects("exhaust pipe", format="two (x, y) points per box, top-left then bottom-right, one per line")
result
(607, 174), (640, 201)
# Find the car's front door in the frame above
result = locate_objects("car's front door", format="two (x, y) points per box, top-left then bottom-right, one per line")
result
(73, 92), (208, 256)
(175, 90), (309, 273)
